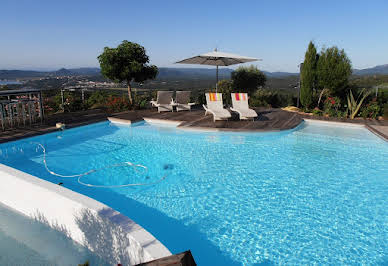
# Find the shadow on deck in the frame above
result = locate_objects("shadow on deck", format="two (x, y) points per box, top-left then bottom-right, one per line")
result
(111, 107), (303, 132)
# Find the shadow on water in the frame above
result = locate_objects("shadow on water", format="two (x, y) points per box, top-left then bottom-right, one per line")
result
(76, 186), (242, 265)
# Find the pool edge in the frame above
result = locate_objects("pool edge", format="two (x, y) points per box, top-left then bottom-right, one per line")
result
(0, 163), (172, 264)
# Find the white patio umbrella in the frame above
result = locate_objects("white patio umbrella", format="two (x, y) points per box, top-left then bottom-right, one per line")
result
(176, 49), (260, 91)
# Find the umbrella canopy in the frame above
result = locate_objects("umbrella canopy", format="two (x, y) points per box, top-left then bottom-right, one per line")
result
(176, 49), (260, 91)
(176, 50), (258, 66)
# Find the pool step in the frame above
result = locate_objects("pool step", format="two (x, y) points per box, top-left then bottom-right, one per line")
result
(135, 250), (196, 266)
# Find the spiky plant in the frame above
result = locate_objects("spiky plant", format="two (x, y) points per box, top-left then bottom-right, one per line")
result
(347, 88), (371, 119)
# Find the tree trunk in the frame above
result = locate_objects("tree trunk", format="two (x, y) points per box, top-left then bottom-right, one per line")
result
(317, 88), (327, 107)
(127, 81), (133, 106)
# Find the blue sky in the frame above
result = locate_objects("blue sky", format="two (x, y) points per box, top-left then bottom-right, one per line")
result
(1, 0), (387, 72)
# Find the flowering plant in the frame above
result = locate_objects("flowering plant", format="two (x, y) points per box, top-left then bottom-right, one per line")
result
(360, 100), (381, 119)
(324, 96), (341, 116)
(106, 96), (130, 113)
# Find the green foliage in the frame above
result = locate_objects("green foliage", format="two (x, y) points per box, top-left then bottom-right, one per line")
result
(133, 91), (155, 110)
(250, 89), (296, 107)
(231, 65), (266, 95)
(323, 96), (341, 116)
(86, 90), (108, 108)
(347, 88), (371, 119)
(312, 108), (323, 116)
(317, 46), (352, 98)
(300, 41), (318, 108)
(383, 103), (388, 119)
(216, 80), (233, 105)
(105, 96), (131, 113)
(97, 40), (158, 105)
(360, 100), (381, 119)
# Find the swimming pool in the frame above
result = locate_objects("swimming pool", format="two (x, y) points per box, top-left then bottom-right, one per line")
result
(0, 120), (387, 265)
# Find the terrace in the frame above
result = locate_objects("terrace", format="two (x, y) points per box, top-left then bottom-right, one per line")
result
(0, 106), (388, 143)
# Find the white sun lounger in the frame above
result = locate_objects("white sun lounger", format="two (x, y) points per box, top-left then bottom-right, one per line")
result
(230, 93), (258, 120)
(150, 91), (174, 112)
(175, 91), (195, 112)
(203, 93), (231, 122)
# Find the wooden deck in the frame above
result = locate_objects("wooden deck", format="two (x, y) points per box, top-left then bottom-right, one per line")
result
(0, 109), (108, 143)
(0, 107), (387, 143)
(111, 108), (303, 132)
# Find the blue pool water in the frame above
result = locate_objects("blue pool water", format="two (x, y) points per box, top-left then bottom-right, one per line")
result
(0, 121), (387, 265)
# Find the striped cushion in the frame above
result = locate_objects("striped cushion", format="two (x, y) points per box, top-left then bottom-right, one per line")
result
(209, 93), (222, 101)
(234, 93), (247, 101)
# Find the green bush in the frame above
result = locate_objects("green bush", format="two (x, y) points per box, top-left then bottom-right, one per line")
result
(86, 90), (108, 108)
(323, 96), (341, 116)
(106, 96), (130, 113)
(217, 80), (233, 105)
(312, 108), (323, 116)
(133, 92), (154, 110)
(361, 101), (381, 119)
(383, 103), (388, 119)
(250, 89), (296, 108)
(335, 110), (346, 118)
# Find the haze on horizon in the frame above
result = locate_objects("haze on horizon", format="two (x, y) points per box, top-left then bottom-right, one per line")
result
(1, 0), (387, 73)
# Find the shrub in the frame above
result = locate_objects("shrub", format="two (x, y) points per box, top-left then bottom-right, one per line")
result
(106, 96), (130, 113)
(361, 101), (381, 119)
(335, 110), (346, 118)
(231, 65), (266, 95)
(312, 108), (323, 116)
(323, 96), (341, 116)
(217, 80), (233, 105)
(383, 103), (388, 119)
(86, 90), (108, 109)
(133, 92), (154, 110)
(250, 89), (296, 108)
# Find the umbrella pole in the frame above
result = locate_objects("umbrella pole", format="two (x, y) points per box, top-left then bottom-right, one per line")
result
(216, 65), (218, 92)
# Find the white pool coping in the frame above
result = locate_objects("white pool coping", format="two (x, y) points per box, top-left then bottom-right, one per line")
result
(0, 163), (171, 264)
(143, 117), (183, 127)
(108, 117), (133, 125)
(303, 118), (366, 128)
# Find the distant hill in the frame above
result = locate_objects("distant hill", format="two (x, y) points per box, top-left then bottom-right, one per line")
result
(69, 67), (101, 75)
(353, 64), (388, 75)
(157, 68), (233, 79)
(0, 70), (48, 79)
(2, 64), (388, 80)
(0, 67), (298, 80)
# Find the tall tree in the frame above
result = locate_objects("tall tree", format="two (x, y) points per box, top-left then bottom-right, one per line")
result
(98, 41), (158, 105)
(231, 65), (266, 95)
(300, 41), (318, 108)
(317, 46), (352, 99)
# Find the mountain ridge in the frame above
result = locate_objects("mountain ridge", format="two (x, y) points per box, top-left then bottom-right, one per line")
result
(1, 64), (388, 80)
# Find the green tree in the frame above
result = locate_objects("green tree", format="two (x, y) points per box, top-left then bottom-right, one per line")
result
(216, 79), (233, 105)
(317, 46), (352, 99)
(231, 65), (266, 95)
(300, 41), (318, 108)
(97, 40), (158, 105)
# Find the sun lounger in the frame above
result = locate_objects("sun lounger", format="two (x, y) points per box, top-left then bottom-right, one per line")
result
(150, 91), (174, 112)
(203, 93), (231, 122)
(230, 93), (258, 120)
(175, 91), (195, 112)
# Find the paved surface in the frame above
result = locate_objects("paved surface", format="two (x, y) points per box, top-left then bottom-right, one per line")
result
(366, 125), (388, 141)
